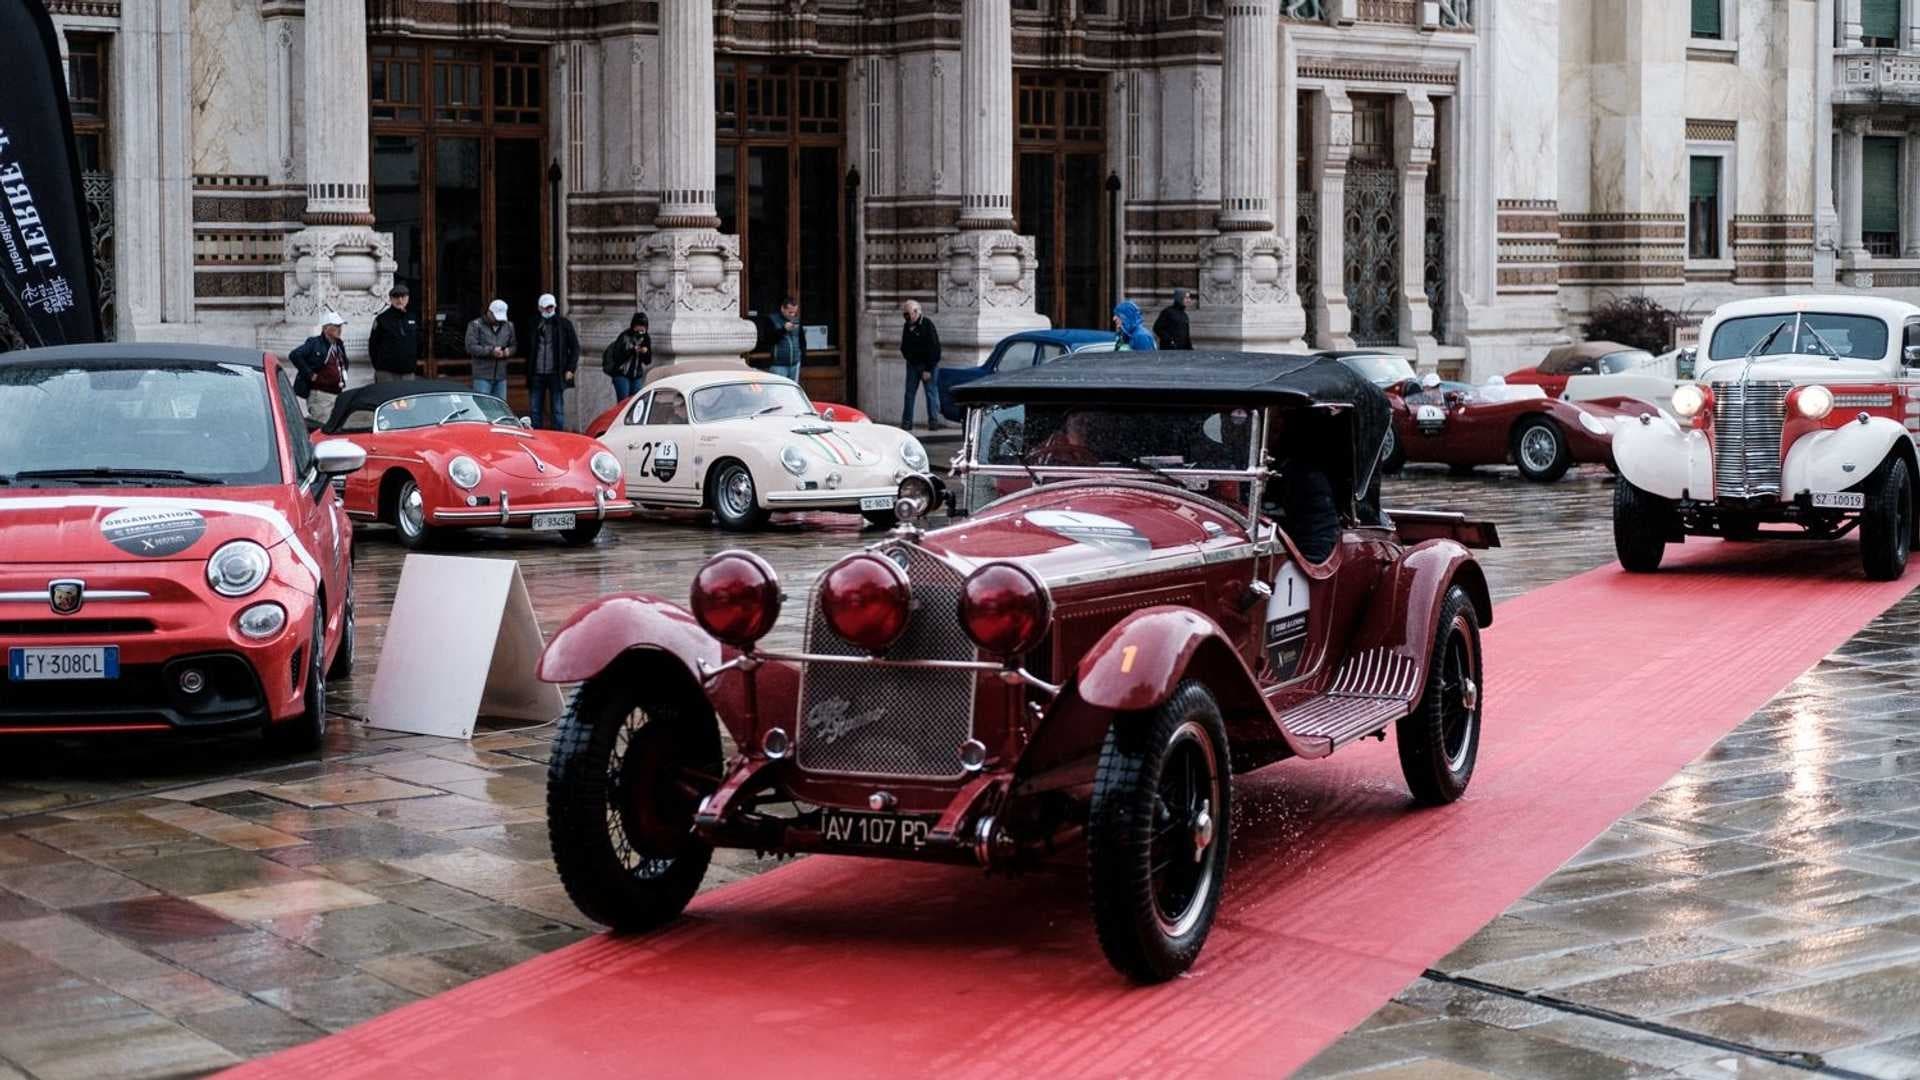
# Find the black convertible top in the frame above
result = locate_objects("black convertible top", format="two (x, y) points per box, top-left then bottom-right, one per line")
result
(954, 351), (1391, 507)
(322, 379), (490, 433)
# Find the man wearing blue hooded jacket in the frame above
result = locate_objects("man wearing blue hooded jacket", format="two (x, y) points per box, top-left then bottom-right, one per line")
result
(1112, 300), (1157, 351)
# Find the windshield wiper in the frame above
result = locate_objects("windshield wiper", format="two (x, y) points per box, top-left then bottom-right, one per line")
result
(754, 403), (788, 417)
(437, 407), (474, 425)
(11, 467), (228, 486)
(1114, 455), (1188, 487)
(1800, 322), (1845, 359)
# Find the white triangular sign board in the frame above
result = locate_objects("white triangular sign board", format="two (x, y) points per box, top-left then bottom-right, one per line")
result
(367, 554), (564, 739)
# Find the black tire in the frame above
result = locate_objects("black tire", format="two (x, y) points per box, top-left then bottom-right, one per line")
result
(265, 607), (328, 754)
(1511, 417), (1571, 483)
(547, 675), (723, 930)
(1396, 585), (1482, 805)
(1613, 479), (1671, 573)
(560, 519), (605, 546)
(325, 577), (355, 678)
(861, 510), (898, 529)
(391, 476), (440, 550)
(1087, 681), (1231, 984)
(1380, 424), (1406, 475)
(1861, 456), (1913, 581)
(707, 460), (768, 531)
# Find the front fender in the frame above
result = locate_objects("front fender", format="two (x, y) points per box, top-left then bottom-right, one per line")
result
(1783, 417), (1916, 496)
(1613, 413), (1713, 500)
(536, 593), (723, 687)
(1354, 540), (1492, 663)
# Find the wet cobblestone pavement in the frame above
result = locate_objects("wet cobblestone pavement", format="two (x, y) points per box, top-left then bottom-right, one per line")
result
(1, 460), (1914, 1078)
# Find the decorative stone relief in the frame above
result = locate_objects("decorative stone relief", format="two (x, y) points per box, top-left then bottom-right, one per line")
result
(282, 227), (396, 322)
(1197, 232), (1293, 309)
(637, 230), (746, 316)
(939, 230), (1038, 313)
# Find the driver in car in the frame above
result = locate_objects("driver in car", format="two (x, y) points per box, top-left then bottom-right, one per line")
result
(1264, 413), (1340, 563)
(1031, 410), (1102, 465)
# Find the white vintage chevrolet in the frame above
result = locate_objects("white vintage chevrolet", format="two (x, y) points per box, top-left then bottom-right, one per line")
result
(1612, 294), (1920, 579)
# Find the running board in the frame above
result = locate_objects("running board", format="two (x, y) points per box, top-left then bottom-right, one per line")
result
(1279, 648), (1420, 754)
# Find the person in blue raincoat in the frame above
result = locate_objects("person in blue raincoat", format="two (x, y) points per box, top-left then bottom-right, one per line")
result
(1112, 300), (1158, 351)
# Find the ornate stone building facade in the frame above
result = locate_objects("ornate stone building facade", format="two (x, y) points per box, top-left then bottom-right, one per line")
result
(44, 0), (1910, 421)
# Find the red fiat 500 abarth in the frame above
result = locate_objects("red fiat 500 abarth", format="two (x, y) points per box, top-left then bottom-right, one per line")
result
(0, 344), (364, 751)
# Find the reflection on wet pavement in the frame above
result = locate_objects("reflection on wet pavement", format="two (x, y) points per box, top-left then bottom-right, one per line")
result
(1, 462), (1914, 1076)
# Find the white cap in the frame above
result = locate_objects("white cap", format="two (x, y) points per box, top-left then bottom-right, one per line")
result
(320, 311), (346, 327)
(538, 293), (557, 310)
(488, 300), (508, 320)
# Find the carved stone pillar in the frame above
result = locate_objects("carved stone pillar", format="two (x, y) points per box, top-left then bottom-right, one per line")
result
(639, 0), (756, 366)
(272, 1), (393, 364)
(1394, 90), (1435, 354)
(1904, 125), (1920, 258)
(939, 0), (1045, 367)
(1839, 115), (1869, 280)
(1309, 87), (1355, 348)
(1193, 0), (1302, 351)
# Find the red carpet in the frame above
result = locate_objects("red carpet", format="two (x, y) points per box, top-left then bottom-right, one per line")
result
(226, 540), (1917, 1080)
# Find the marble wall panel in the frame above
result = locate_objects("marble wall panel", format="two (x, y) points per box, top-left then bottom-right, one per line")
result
(1494, 0), (1559, 201)
(190, 0), (270, 177)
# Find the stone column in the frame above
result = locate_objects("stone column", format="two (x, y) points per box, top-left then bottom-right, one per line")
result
(1309, 87), (1354, 348)
(272, 2), (394, 361)
(1194, 0), (1302, 351)
(1394, 90), (1435, 356)
(938, 0), (1046, 368)
(637, 0), (755, 367)
(1838, 115), (1869, 270)
(1904, 127), (1920, 258)
(1840, 0), (1864, 46)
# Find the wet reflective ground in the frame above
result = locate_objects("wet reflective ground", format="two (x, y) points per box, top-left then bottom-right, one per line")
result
(1, 460), (1914, 1077)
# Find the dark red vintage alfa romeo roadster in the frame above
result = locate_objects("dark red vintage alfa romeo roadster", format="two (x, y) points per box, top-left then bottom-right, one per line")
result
(538, 352), (1497, 982)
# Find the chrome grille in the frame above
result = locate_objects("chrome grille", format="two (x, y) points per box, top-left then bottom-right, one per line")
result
(1711, 380), (1790, 499)
(796, 543), (978, 779)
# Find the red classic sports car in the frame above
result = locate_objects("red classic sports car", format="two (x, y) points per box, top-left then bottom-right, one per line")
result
(0, 343), (364, 751)
(584, 391), (868, 439)
(536, 352), (1497, 982)
(316, 380), (636, 549)
(1503, 340), (1657, 398)
(1378, 373), (1660, 482)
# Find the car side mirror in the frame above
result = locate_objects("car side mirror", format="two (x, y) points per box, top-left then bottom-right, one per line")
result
(315, 439), (366, 477)
(519, 416), (534, 429)
(1904, 344), (1920, 364)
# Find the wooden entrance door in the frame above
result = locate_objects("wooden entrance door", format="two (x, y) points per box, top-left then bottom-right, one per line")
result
(1014, 71), (1108, 332)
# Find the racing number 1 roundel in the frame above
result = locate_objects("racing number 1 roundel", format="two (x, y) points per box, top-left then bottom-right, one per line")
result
(1264, 561), (1311, 680)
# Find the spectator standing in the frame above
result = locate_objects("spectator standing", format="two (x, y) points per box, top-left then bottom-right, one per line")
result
(1153, 288), (1193, 351)
(528, 292), (580, 430)
(465, 299), (515, 400)
(899, 299), (943, 431)
(601, 312), (652, 401)
(367, 284), (420, 383)
(768, 295), (804, 382)
(1112, 300), (1157, 351)
(289, 311), (349, 420)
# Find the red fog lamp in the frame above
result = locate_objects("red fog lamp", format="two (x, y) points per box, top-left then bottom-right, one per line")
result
(690, 551), (782, 648)
(959, 562), (1051, 658)
(819, 553), (912, 653)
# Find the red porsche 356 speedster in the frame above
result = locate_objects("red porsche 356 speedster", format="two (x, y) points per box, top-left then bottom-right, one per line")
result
(536, 352), (1498, 982)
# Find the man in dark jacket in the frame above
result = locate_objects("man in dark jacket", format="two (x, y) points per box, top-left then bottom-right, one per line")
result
(1153, 288), (1193, 351)
(367, 284), (420, 382)
(899, 299), (943, 431)
(529, 292), (580, 430)
(465, 300), (515, 399)
(601, 312), (652, 401)
(288, 312), (349, 420)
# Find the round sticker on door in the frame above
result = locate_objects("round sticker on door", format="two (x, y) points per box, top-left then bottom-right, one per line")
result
(100, 506), (207, 558)
(652, 440), (680, 482)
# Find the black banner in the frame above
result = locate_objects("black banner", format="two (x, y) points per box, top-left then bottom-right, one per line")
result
(0, 0), (103, 350)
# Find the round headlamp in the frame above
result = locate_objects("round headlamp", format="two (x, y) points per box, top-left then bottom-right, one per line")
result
(780, 444), (810, 476)
(206, 541), (271, 598)
(447, 455), (482, 490)
(590, 450), (622, 484)
(237, 602), (287, 639)
(1795, 384), (1834, 420)
(1671, 383), (1708, 419)
(894, 474), (936, 523)
(690, 551), (783, 648)
(900, 436), (928, 471)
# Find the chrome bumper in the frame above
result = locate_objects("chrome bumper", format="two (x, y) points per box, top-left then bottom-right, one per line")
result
(432, 493), (636, 525)
(764, 486), (896, 510)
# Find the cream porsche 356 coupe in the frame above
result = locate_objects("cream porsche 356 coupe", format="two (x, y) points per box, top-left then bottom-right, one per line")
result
(601, 360), (932, 530)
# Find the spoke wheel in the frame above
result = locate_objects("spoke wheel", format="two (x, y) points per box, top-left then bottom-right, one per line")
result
(548, 674), (723, 930)
(1396, 584), (1482, 805)
(1088, 680), (1231, 983)
(1511, 418), (1570, 482)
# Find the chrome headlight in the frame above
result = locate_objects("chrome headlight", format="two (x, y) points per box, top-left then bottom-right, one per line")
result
(900, 436), (928, 471)
(206, 540), (271, 598)
(447, 455), (482, 490)
(1796, 384), (1834, 420)
(1671, 383), (1708, 419)
(780, 444), (809, 476)
(590, 450), (622, 484)
(236, 602), (287, 639)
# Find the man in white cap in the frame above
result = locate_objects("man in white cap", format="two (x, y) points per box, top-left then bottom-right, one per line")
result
(465, 299), (516, 400)
(528, 291), (580, 430)
(289, 311), (350, 420)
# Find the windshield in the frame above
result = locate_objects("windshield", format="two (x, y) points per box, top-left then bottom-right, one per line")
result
(974, 403), (1258, 479)
(1708, 313), (1890, 362)
(372, 392), (516, 432)
(1340, 354), (1417, 386)
(1598, 350), (1655, 373)
(691, 381), (813, 422)
(0, 360), (280, 486)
